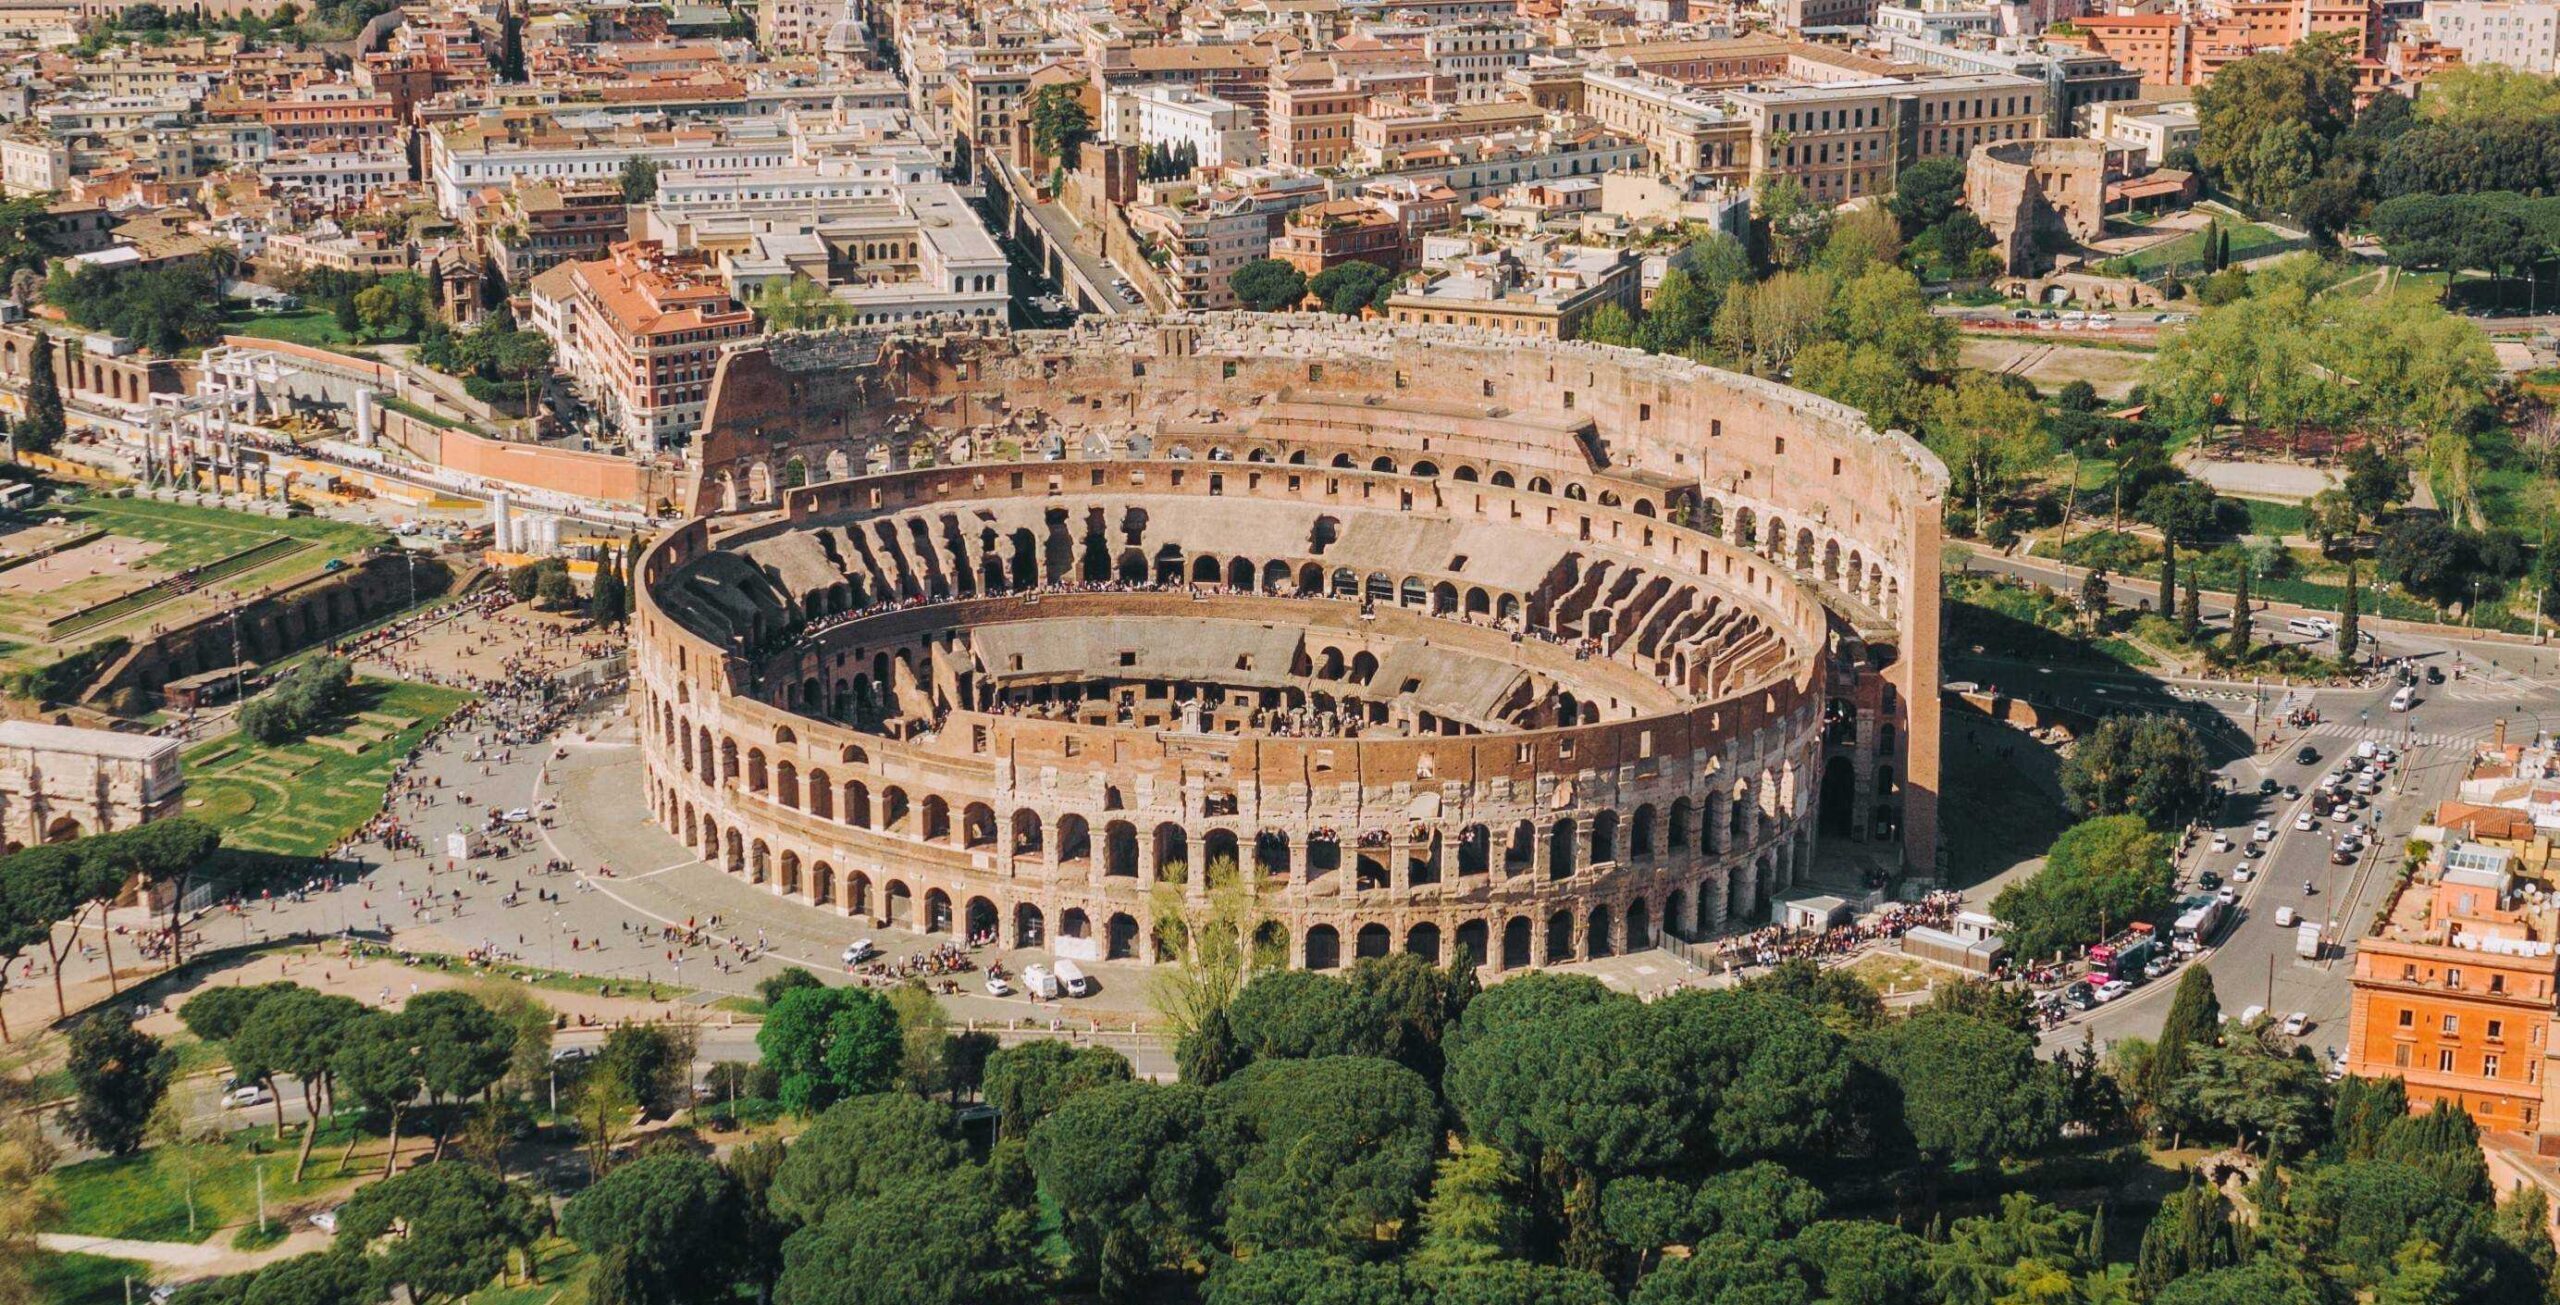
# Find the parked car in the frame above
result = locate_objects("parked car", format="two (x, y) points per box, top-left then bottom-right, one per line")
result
(2294, 814), (2317, 832)
(223, 1081), (274, 1109)
(2199, 870), (2223, 890)
(2282, 1012), (2313, 1037)
(550, 1045), (595, 1065)
(309, 1208), (340, 1233)
(984, 974), (1013, 998)
(2094, 979), (2131, 1003)
(842, 939), (879, 965)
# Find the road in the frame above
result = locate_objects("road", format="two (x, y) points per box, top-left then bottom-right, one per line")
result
(1986, 549), (2559, 1061)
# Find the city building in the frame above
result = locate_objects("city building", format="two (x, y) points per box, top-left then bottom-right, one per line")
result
(529, 240), (759, 453)
(1384, 238), (1641, 338)
(2421, 0), (2560, 73)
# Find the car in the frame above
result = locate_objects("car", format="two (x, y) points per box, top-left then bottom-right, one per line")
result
(2212, 832), (2234, 852)
(984, 974), (1014, 997)
(2294, 814), (2317, 832)
(2258, 777), (2280, 795)
(550, 1045), (595, 1065)
(2253, 821), (2273, 841)
(309, 1208), (340, 1233)
(2332, 846), (2358, 865)
(2347, 792), (2370, 809)
(2012, 308), (2035, 319)
(2094, 979), (2131, 1003)
(2426, 666), (2446, 684)
(2065, 982), (2098, 1010)
(2199, 870), (2223, 890)
(843, 939), (879, 965)
(2297, 745), (2321, 765)
(2217, 887), (2240, 904)
(2245, 842), (2266, 859)
(2283, 784), (2302, 799)
(2276, 906), (2298, 927)
(223, 1082), (274, 1109)
(2232, 865), (2255, 882)
(2282, 1012), (2313, 1037)
(502, 807), (531, 823)
(2332, 808), (2357, 822)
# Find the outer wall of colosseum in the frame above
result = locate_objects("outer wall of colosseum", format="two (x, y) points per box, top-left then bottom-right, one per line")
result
(631, 316), (1945, 971)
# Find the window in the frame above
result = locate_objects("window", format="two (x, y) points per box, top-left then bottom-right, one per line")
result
(2398, 1008), (2415, 1027)
(2440, 1049), (2458, 1073)
(2448, 968), (2464, 989)
(2487, 1054), (2504, 1078)
(2443, 1014), (2460, 1035)
(1118, 651), (1138, 667)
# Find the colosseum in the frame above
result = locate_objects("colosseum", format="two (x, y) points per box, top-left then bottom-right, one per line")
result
(629, 315), (1944, 972)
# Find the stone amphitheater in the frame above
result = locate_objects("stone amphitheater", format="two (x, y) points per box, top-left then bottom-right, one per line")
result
(629, 315), (1945, 972)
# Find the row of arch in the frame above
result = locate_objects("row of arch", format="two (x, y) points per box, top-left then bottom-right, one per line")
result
(1699, 500), (1901, 620)
(661, 786), (1810, 967)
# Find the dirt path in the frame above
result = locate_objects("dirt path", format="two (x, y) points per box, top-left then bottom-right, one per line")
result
(38, 1227), (332, 1278)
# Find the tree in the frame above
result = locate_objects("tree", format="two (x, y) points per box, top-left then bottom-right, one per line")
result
(1229, 259), (1307, 312)
(772, 1167), (1040, 1305)
(2226, 564), (2253, 655)
(598, 1020), (694, 1118)
(2345, 445), (2413, 523)
(2292, 1160), (2505, 1297)
(620, 157), (661, 204)
(534, 562), (579, 609)
(1028, 83), (1092, 169)
(1736, 956), (1884, 1032)
(562, 1154), (745, 1305)
(2136, 1182), (2241, 1296)
(1203, 1055), (1440, 1256)
(770, 1093), (967, 1225)
(332, 1010), (422, 1181)
(1413, 1139), (1528, 1268)
(63, 1008), (173, 1155)
(1579, 303), (1638, 347)
(2144, 966), (2222, 1116)
(2340, 556), (2361, 657)
(2142, 479), (2221, 615)
(2057, 379), (2101, 412)
(2194, 37), (2357, 212)
(2059, 714), (2216, 829)
(2157, 1039), (2330, 1158)
(2333, 1073), (2411, 1160)
(2376, 1102), (2493, 1205)
(983, 1040), (1132, 1137)
(1887, 158), (1967, 236)
(1029, 1080), (1216, 1297)
(242, 986), (365, 1180)
(590, 556), (627, 626)
(403, 990), (514, 1156)
(2379, 516), (2472, 609)
(1308, 261), (1394, 317)
(759, 984), (900, 1114)
(1862, 1012), (2062, 1165)
(334, 1161), (545, 1304)
(1990, 815), (2176, 960)
(19, 331), (61, 457)
(1926, 371), (2051, 511)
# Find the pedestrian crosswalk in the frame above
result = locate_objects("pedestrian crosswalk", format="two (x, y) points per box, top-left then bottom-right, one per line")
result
(2303, 723), (2468, 750)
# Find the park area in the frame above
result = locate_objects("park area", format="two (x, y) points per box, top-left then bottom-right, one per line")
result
(0, 495), (386, 678)
(180, 678), (472, 862)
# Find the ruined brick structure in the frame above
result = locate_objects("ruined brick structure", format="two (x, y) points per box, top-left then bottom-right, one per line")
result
(1966, 138), (2107, 277)
(633, 316), (1944, 970)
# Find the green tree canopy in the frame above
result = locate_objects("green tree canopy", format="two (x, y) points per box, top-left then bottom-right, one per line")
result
(1990, 815), (2176, 960)
(758, 983), (901, 1113)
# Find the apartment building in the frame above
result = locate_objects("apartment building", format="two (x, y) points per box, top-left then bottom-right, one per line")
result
(427, 111), (799, 216)
(1352, 98), (1546, 166)
(530, 241), (758, 453)
(2347, 843), (2560, 1135)
(1272, 196), (1410, 273)
(1384, 239), (1639, 339)
(1111, 86), (1265, 167)
(2085, 99), (2199, 168)
(1582, 67), (1752, 184)
(2422, 0), (2560, 73)
(1729, 72), (2044, 203)
(467, 178), (631, 288)
(1877, 37), (2142, 134)
(1128, 175), (1326, 308)
(1268, 63), (1369, 169)
(1424, 21), (1534, 102)
(662, 181), (1009, 327)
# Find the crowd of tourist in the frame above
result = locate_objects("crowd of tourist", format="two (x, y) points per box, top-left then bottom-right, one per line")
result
(1715, 890), (1966, 971)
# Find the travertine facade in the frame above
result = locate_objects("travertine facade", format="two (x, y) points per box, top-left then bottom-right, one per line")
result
(0, 720), (184, 851)
(632, 317), (1945, 969)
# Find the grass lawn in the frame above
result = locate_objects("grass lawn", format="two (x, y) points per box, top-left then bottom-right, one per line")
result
(2235, 497), (2309, 537)
(470, 1237), (595, 1305)
(40, 1117), (369, 1244)
(29, 1251), (150, 1305)
(381, 394), (465, 431)
(218, 306), (353, 350)
(2121, 219), (2289, 276)
(183, 678), (473, 861)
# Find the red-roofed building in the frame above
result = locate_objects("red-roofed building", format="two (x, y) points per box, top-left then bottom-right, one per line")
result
(530, 241), (756, 452)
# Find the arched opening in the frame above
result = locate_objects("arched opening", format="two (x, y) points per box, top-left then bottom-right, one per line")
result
(965, 896), (998, 943)
(1587, 904), (1615, 959)
(923, 889), (953, 934)
(1106, 821), (1140, 877)
(1627, 898), (1653, 950)
(1012, 808), (1044, 856)
(1820, 757), (1857, 838)
(1254, 831), (1291, 879)
(883, 880), (912, 928)
(1355, 922), (1393, 959)
(1107, 913), (1141, 960)
(1405, 922), (1442, 963)
(921, 795), (952, 844)
(1545, 910), (1575, 963)
(1590, 810), (1619, 865)
(1502, 916), (1533, 969)
(1454, 919), (1489, 968)
(1203, 828), (1239, 879)
(1664, 889), (1688, 942)
(1015, 904), (1046, 947)
(1548, 817), (1578, 879)
(1058, 814), (1091, 866)
(1305, 924), (1341, 969)
(1153, 822), (1189, 882)
(1060, 908), (1090, 942)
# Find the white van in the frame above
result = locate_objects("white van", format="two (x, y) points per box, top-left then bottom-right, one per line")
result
(2287, 616), (2334, 638)
(1054, 959), (1090, 997)
(2275, 906), (2298, 928)
(2390, 686), (2416, 712)
(1022, 964), (1060, 999)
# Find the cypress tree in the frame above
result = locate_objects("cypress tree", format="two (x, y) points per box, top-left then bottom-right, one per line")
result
(2377, 1102), (2492, 1204)
(2226, 567), (2252, 657)
(2159, 533), (2177, 615)
(2136, 1181), (2238, 1295)
(2333, 1074), (2409, 1161)
(2181, 570), (2202, 643)
(2340, 556), (2361, 659)
(2144, 966), (2222, 1112)
(22, 330), (63, 456)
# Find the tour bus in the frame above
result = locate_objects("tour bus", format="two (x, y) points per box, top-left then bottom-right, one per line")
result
(1054, 959), (1091, 997)
(2390, 685), (2416, 712)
